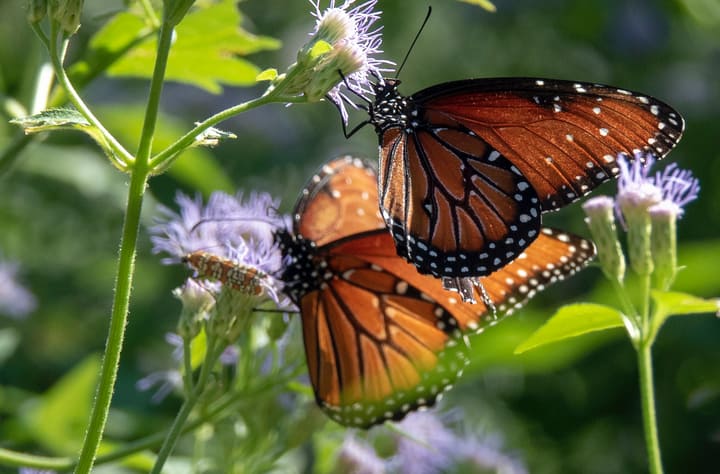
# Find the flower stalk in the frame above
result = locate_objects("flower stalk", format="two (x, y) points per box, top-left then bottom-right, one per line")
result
(73, 17), (176, 474)
(583, 153), (700, 474)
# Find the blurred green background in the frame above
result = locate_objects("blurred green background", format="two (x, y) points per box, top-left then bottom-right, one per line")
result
(0, 0), (718, 472)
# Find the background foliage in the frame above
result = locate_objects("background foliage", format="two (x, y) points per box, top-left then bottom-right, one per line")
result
(0, 0), (718, 472)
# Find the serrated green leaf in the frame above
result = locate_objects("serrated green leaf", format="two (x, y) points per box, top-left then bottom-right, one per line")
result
(11, 109), (125, 170)
(457, 0), (497, 12)
(652, 290), (719, 332)
(23, 354), (100, 454)
(108, 0), (280, 93)
(515, 303), (624, 354)
(11, 108), (90, 133)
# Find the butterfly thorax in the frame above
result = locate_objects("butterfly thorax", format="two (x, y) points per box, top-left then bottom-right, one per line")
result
(369, 79), (413, 132)
(275, 230), (331, 304)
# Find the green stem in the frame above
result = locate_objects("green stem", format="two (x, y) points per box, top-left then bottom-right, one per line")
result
(639, 272), (652, 335)
(609, 279), (642, 344)
(0, 448), (72, 472)
(73, 150), (148, 474)
(148, 94), (306, 171)
(139, 0), (161, 28)
(74, 21), (176, 474)
(150, 339), (221, 474)
(44, 23), (134, 167)
(637, 343), (664, 474)
(0, 372), (295, 471)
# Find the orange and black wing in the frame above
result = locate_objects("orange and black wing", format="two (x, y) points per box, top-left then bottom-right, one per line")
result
(379, 120), (541, 278)
(373, 77), (682, 278)
(295, 227), (594, 428)
(293, 155), (384, 245)
(415, 78), (683, 211)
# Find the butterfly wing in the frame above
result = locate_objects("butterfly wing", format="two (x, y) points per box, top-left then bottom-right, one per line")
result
(293, 155), (384, 245)
(300, 227), (594, 428)
(378, 116), (541, 278)
(374, 77), (682, 277)
(284, 156), (596, 427)
(413, 77), (684, 210)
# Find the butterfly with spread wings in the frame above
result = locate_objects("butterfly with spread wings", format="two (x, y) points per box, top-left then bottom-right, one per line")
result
(345, 76), (683, 280)
(276, 155), (596, 428)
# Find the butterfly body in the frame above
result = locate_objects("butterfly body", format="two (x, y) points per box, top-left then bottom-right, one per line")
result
(364, 77), (683, 278)
(277, 155), (596, 428)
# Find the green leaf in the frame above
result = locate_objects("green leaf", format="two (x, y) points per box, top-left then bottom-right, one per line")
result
(466, 312), (619, 375)
(457, 0), (497, 12)
(652, 290), (719, 331)
(190, 328), (208, 370)
(11, 109), (122, 169)
(515, 303), (625, 354)
(11, 108), (90, 132)
(256, 68), (278, 82)
(65, 11), (156, 96)
(107, 0), (280, 93)
(22, 354), (100, 454)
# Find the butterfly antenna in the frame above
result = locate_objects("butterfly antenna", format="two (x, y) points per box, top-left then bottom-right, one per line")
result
(395, 6), (432, 79)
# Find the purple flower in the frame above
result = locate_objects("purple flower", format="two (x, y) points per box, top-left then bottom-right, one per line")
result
(391, 412), (526, 474)
(652, 162), (700, 217)
(336, 436), (387, 474)
(136, 368), (183, 403)
(616, 152), (699, 223)
(0, 260), (37, 319)
(308, 0), (393, 123)
(149, 191), (291, 307)
(616, 153), (663, 220)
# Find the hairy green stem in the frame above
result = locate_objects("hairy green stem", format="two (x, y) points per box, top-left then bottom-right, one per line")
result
(637, 343), (663, 474)
(73, 152), (147, 474)
(73, 21), (176, 474)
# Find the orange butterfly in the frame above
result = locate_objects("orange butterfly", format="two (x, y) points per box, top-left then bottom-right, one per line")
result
(354, 77), (683, 278)
(276, 156), (596, 428)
